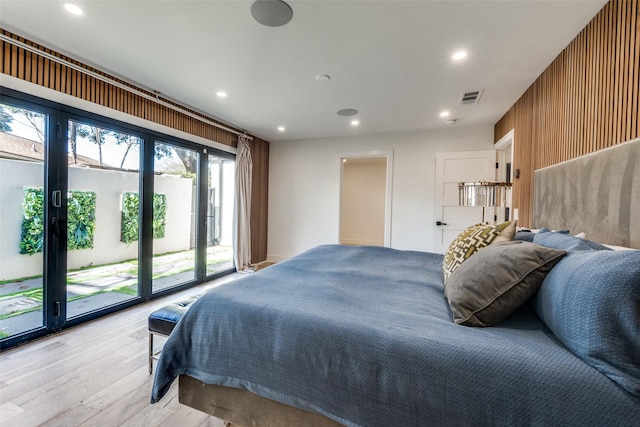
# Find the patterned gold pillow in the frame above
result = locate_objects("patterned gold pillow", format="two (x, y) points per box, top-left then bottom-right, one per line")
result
(442, 221), (515, 283)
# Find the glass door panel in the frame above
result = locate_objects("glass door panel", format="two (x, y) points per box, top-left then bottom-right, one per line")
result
(206, 155), (235, 275)
(66, 120), (140, 318)
(0, 103), (46, 338)
(152, 142), (197, 292)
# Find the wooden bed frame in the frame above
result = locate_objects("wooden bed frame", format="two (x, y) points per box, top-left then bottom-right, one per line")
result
(179, 375), (342, 427)
(178, 138), (640, 426)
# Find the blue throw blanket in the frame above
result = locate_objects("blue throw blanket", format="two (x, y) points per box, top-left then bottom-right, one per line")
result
(151, 245), (639, 426)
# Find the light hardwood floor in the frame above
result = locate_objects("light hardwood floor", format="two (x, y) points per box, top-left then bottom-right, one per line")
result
(0, 274), (242, 427)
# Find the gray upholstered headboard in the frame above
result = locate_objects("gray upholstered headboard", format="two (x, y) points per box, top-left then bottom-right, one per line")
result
(533, 137), (640, 248)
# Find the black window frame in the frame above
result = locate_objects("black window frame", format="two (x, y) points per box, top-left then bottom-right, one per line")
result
(0, 86), (235, 351)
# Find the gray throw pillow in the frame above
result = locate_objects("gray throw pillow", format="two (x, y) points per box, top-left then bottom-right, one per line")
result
(444, 241), (566, 327)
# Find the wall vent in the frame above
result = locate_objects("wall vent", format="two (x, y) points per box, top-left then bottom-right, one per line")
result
(459, 89), (484, 105)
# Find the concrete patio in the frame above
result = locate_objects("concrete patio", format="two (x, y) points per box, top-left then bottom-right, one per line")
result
(0, 246), (233, 338)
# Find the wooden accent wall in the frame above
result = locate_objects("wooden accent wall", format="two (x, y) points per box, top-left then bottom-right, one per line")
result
(1, 28), (270, 262)
(0, 29), (240, 147)
(495, 0), (639, 227)
(250, 137), (270, 263)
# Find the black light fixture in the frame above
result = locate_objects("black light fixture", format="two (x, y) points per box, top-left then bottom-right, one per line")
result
(251, 0), (293, 27)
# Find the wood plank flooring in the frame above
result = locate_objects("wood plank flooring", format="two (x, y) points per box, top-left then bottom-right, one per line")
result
(0, 274), (242, 427)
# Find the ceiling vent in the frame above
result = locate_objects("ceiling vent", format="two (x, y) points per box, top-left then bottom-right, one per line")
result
(459, 89), (484, 105)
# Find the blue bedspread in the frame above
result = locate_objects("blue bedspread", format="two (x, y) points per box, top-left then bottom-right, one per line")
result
(151, 245), (639, 426)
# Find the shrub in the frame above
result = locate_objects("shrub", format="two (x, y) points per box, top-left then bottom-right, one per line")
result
(120, 192), (166, 243)
(67, 190), (96, 251)
(19, 187), (45, 255)
(20, 187), (96, 255)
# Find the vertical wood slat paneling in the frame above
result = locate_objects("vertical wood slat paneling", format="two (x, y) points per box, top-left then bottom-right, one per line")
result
(1, 27), (270, 263)
(2, 40), (8, 74)
(11, 43), (18, 76)
(250, 138), (270, 263)
(25, 50), (32, 83)
(615, 1), (624, 144)
(631, 2), (640, 135)
(606, 4), (616, 148)
(592, 17), (599, 152)
(629, 0), (639, 139)
(0, 28), (240, 149)
(622, 0), (629, 138)
(494, 0), (639, 227)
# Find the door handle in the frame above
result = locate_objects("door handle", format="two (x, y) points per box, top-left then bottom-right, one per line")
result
(50, 217), (61, 235)
(436, 221), (447, 226)
(52, 190), (62, 208)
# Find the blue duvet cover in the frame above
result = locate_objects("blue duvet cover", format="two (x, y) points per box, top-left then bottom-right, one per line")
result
(151, 245), (639, 426)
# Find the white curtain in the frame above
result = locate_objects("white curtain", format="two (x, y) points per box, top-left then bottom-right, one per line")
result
(234, 134), (254, 272)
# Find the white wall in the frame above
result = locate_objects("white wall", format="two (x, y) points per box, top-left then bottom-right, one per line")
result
(268, 125), (494, 260)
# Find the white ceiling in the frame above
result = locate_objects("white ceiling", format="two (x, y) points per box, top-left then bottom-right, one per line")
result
(0, 0), (607, 143)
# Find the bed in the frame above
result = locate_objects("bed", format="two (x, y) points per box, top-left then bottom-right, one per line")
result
(151, 139), (640, 426)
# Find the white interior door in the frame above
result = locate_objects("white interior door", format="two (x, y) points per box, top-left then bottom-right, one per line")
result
(434, 150), (497, 253)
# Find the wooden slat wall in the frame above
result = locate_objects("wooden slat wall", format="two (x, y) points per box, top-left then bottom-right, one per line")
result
(495, 0), (639, 227)
(1, 28), (270, 263)
(250, 138), (269, 263)
(1, 29), (239, 147)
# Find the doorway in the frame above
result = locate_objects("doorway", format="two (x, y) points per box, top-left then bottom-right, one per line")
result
(339, 151), (393, 247)
(494, 129), (514, 223)
(433, 150), (497, 253)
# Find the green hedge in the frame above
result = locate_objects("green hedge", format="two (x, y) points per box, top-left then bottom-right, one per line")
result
(19, 187), (45, 255)
(120, 192), (166, 243)
(67, 190), (96, 251)
(152, 193), (167, 239)
(20, 187), (96, 255)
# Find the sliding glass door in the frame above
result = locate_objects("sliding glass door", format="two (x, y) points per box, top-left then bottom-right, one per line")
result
(0, 89), (236, 350)
(206, 154), (235, 275)
(151, 141), (198, 293)
(0, 102), (47, 339)
(65, 120), (142, 319)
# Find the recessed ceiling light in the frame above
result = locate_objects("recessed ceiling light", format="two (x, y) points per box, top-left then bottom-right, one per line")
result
(277, 126), (286, 132)
(452, 50), (468, 61)
(216, 91), (227, 98)
(351, 120), (360, 126)
(64, 3), (83, 15)
(440, 111), (450, 117)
